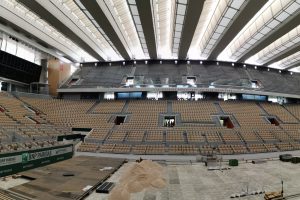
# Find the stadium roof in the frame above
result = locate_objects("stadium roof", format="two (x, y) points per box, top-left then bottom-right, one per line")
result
(0, 0), (299, 72)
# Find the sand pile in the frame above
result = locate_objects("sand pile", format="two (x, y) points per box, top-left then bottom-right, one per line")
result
(109, 160), (167, 200)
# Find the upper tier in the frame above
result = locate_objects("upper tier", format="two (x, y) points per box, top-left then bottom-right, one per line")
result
(60, 63), (300, 95)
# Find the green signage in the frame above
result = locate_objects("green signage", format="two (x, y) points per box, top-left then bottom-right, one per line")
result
(0, 144), (73, 177)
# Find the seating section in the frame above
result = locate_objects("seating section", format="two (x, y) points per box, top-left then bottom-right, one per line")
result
(284, 104), (300, 121)
(64, 65), (133, 88)
(0, 190), (14, 200)
(61, 63), (300, 95)
(92, 100), (125, 113)
(0, 140), (64, 153)
(32, 99), (300, 155)
(173, 101), (217, 122)
(247, 68), (300, 95)
(260, 102), (298, 123)
(1, 94), (300, 155)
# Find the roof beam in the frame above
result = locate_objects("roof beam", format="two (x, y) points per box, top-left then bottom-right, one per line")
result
(238, 12), (300, 63)
(0, 6), (79, 62)
(284, 61), (300, 70)
(265, 46), (300, 66)
(136, 0), (157, 59)
(178, 0), (204, 60)
(0, 18), (74, 62)
(79, 0), (130, 60)
(285, 60), (300, 70)
(209, 0), (268, 60)
(18, 0), (103, 61)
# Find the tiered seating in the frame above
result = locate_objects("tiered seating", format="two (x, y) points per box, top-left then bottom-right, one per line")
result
(218, 144), (233, 154)
(3, 96), (299, 155)
(125, 130), (145, 142)
(172, 101), (217, 122)
(146, 130), (164, 142)
(205, 132), (222, 143)
(113, 144), (131, 153)
(168, 145), (198, 155)
(99, 144), (115, 153)
(0, 140), (62, 153)
(121, 101), (166, 130)
(166, 130), (184, 142)
(21, 97), (108, 129)
(260, 102), (298, 123)
(276, 142), (294, 151)
(255, 128), (278, 142)
(247, 144), (268, 153)
(272, 129), (292, 141)
(199, 145), (214, 155)
(264, 143), (278, 152)
(285, 104), (300, 120)
(131, 145), (147, 154)
(146, 145), (166, 154)
(107, 130), (127, 142)
(231, 144), (248, 154)
(88, 128), (111, 140)
(77, 143), (99, 152)
(186, 131), (206, 143)
(0, 190), (14, 200)
(290, 142), (300, 150)
(280, 124), (300, 140)
(92, 100), (125, 113)
(219, 130), (241, 143)
(238, 128), (260, 143)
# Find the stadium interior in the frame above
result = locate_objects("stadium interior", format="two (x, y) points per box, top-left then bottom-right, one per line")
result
(0, 0), (300, 199)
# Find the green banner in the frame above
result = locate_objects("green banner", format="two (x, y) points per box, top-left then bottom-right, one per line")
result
(0, 144), (73, 177)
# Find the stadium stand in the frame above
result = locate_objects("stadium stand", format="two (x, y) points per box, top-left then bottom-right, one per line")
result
(62, 65), (134, 88)
(1, 93), (300, 155)
(62, 63), (300, 96)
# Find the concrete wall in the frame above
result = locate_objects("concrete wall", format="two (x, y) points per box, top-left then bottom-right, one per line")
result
(48, 59), (71, 96)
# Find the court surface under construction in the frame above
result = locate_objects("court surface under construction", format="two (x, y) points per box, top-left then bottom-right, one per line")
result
(5, 156), (125, 200)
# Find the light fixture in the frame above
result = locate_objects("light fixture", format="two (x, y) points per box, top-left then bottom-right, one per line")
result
(175, 60), (178, 64)
(145, 60), (148, 64)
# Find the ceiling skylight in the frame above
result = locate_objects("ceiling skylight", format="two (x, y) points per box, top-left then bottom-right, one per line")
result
(245, 25), (300, 65)
(269, 51), (300, 69)
(218, 0), (300, 62)
(153, 0), (176, 59)
(171, 0), (188, 58)
(1, 0), (96, 62)
(99, 0), (146, 60)
(127, 0), (150, 59)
